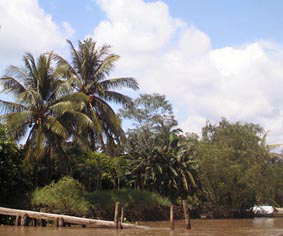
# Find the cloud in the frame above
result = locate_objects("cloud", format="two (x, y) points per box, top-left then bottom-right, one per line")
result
(90, 0), (283, 143)
(0, 0), (74, 71)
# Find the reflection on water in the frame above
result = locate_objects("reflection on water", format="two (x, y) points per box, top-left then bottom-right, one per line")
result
(253, 218), (275, 228)
(1, 218), (283, 236)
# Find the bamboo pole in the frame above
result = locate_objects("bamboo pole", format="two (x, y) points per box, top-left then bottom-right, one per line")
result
(0, 207), (149, 229)
(170, 204), (174, 230)
(182, 199), (191, 230)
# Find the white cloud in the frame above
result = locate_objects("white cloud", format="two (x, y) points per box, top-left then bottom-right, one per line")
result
(0, 0), (74, 71)
(89, 0), (283, 143)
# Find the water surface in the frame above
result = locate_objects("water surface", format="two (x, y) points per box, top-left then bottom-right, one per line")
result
(1, 218), (283, 236)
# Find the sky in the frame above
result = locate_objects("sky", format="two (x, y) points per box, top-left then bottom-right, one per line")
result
(1, 0), (283, 144)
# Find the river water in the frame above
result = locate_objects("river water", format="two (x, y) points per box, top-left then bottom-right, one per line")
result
(1, 218), (283, 236)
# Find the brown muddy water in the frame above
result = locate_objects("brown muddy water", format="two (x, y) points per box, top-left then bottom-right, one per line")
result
(1, 218), (283, 236)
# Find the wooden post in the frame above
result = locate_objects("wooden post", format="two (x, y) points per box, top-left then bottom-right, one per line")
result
(15, 215), (21, 226)
(21, 214), (28, 226)
(58, 217), (65, 227)
(170, 204), (175, 230)
(32, 218), (37, 227)
(182, 199), (191, 230)
(114, 201), (120, 230)
(120, 206), (124, 229)
(40, 219), (47, 227)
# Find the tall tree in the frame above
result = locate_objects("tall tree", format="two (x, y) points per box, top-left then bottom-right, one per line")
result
(197, 118), (271, 217)
(121, 94), (197, 201)
(54, 39), (139, 152)
(120, 93), (177, 132)
(0, 53), (92, 160)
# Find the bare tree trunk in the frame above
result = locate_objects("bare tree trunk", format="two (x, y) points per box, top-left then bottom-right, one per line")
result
(170, 204), (175, 230)
(182, 199), (191, 230)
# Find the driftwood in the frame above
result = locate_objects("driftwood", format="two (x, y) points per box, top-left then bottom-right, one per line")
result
(0, 207), (149, 229)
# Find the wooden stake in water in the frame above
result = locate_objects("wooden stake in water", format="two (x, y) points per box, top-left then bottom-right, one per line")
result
(14, 215), (20, 226)
(114, 201), (120, 230)
(21, 214), (28, 226)
(170, 204), (175, 230)
(182, 199), (191, 230)
(120, 206), (124, 229)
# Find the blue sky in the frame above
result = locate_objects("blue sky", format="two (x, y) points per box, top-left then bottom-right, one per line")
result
(38, 0), (283, 48)
(1, 0), (283, 144)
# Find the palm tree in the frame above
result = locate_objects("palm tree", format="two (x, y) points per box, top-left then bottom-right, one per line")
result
(0, 53), (93, 160)
(53, 38), (139, 152)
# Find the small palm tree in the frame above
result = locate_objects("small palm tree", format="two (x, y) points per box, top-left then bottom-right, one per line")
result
(53, 38), (139, 152)
(0, 53), (92, 160)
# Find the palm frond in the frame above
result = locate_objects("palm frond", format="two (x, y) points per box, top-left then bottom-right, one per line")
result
(0, 76), (26, 94)
(0, 99), (26, 114)
(65, 111), (94, 129)
(102, 90), (133, 106)
(46, 117), (69, 139)
(67, 39), (83, 73)
(17, 89), (38, 107)
(100, 77), (139, 90)
(94, 54), (119, 78)
(49, 101), (74, 117)
(1, 111), (34, 139)
(23, 53), (38, 86)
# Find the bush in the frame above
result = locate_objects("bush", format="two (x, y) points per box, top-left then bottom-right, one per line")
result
(0, 125), (30, 208)
(32, 176), (91, 216)
(87, 189), (171, 221)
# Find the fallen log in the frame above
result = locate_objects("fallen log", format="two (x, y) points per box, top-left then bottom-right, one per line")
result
(0, 207), (150, 229)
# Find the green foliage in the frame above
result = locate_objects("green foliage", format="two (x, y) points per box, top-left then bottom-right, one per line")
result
(121, 94), (197, 202)
(87, 189), (170, 220)
(73, 152), (129, 191)
(88, 189), (170, 207)
(197, 119), (271, 215)
(254, 156), (283, 206)
(0, 53), (91, 161)
(0, 124), (30, 208)
(32, 176), (91, 216)
(126, 132), (198, 202)
(120, 93), (177, 130)
(2, 38), (283, 220)
(53, 38), (139, 153)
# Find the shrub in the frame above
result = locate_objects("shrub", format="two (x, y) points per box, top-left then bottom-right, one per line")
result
(87, 189), (171, 220)
(32, 176), (91, 216)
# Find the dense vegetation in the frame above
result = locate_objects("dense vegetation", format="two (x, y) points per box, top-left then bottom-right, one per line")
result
(1, 39), (283, 222)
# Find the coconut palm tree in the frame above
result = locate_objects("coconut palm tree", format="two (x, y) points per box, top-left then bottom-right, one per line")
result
(53, 38), (139, 152)
(0, 53), (93, 160)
